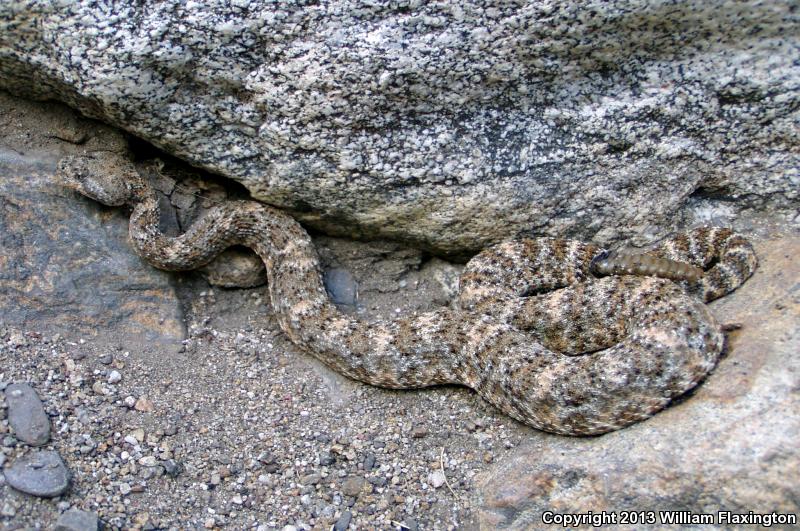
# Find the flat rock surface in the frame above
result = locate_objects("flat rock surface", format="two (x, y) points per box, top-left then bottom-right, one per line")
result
(5, 383), (50, 446)
(3, 450), (70, 498)
(1, 1), (797, 253)
(0, 93), (184, 347)
(474, 232), (800, 529)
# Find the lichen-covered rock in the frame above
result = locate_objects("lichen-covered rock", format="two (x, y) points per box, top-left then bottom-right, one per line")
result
(474, 232), (800, 528)
(1, 1), (797, 253)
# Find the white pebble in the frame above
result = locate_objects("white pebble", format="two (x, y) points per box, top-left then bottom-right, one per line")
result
(139, 456), (157, 467)
(428, 470), (446, 488)
(107, 370), (122, 384)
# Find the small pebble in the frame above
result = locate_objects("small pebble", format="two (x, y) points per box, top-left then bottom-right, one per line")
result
(132, 512), (152, 528)
(8, 330), (27, 347)
(341, 476), (368, 497)
(428, 470), (446, 489)
(368, 476), (387, 487)
(301, 473), (321, 485)
(134, 396), (155, 412)
(163, 459), (181, 477)
(1, 502), (16, 517)
(107, 370), (122, 384)
(333, 510), (352, 531)
(411, 426), (428, 438)
(130, 428), (145, 442)
(139, 456), (157, 467)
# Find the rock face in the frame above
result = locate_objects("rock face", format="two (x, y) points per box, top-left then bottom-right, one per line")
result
(1, 1), (797, 253)
(0, 93), (184, 346)
(474, 232), (800, 528)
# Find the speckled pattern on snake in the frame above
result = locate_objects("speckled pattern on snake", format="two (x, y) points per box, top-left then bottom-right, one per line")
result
(58, 152), (757, 436)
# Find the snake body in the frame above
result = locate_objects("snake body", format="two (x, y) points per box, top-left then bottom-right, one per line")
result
(58, 153), (757, 435)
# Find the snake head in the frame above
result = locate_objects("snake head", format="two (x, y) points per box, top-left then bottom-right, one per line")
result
(57, 153), (135, 206)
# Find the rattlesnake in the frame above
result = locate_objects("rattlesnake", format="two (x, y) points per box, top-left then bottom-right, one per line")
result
(58, 152), (757, 435)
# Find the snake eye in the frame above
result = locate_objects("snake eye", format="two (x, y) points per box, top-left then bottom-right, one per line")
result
(589, 250), (611, 276)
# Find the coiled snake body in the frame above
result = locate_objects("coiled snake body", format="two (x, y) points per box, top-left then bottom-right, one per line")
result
(59, 153), (757, 435)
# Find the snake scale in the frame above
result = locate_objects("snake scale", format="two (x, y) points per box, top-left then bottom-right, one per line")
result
(58, 152), (757, 435)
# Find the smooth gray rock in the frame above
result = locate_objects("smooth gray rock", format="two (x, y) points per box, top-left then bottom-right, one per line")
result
(324, 268), (358, 306)
(54, 509), (99, 531)
(3, 450), (70, 498)
(0, 1), (797, 253)
(5, 383), (50, 446)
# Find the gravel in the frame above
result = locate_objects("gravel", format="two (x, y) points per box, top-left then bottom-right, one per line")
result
(0, 242), (523, 528)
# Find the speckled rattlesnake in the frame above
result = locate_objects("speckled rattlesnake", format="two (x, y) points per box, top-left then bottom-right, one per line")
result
(58, 152), (757, 435)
